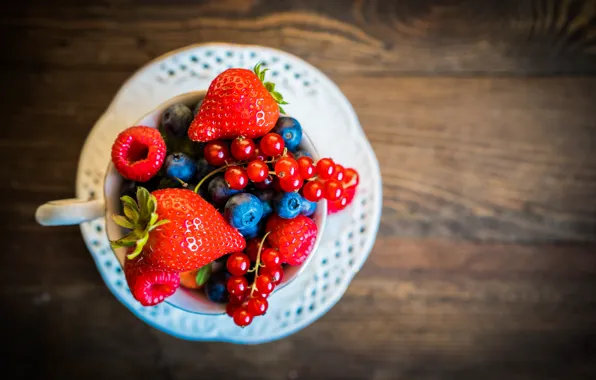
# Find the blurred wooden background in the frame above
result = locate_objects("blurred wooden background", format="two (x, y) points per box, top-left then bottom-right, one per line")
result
(2, 0), (596, 379)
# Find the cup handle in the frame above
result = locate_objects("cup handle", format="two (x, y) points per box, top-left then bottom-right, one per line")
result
(35, 199), (105, 226)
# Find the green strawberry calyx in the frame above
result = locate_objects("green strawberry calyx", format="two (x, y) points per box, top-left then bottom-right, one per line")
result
(109, 187), (170, 260)
(254, 63), (289, 114)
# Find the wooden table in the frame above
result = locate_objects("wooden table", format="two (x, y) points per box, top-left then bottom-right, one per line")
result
(3, 1), (596, 379)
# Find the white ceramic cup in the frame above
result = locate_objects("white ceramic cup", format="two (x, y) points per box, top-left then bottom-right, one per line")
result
(35, 91), (327, 314)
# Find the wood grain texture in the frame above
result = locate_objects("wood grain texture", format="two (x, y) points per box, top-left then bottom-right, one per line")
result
(2, 0), (596, 379)
(1, 0), (596, 75)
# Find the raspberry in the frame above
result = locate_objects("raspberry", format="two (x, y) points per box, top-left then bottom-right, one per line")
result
(111, 126), (166, 182)
(266, 214), (317, 266)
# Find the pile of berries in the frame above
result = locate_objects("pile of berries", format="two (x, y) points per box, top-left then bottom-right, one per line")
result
(108, 63), (360, 327)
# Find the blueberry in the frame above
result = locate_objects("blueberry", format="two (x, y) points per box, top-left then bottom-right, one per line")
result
(205, 271), (230, 304)
(196, 185), (209, 200)
(164, 153), (197, 182)
(208, 175), (240, 206)
(224, 193), (263, 229)
(195, 157), (215, 182)
(254, 189), (275, 202)
(273, 116), (303, 151)
(193, 100), (203, 116)
(274, 192), (303, 219)
(293, 149), (312, 160)
(261, 200), (273, 218)
(161, 103), (193, 137)
(301, 198), (317, 216)
(238, 221), (263, 239)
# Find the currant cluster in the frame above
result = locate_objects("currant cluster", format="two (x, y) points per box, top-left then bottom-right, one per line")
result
(223, 235), (280, 326)
(201, 132), (360, 210)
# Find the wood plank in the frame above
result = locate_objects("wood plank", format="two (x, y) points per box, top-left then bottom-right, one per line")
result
(5, 70), (594, 243)
(1, 0), (595, 75)
(338, 76), (596, 242)
(3, 240), (595, 379)
(3, 1), (596, 378)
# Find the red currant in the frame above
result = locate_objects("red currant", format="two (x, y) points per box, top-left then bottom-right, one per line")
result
(232, 306), (253, 327)
(247, 297), (268, 316)
(261, 248), (281, 268)
(343, 168), (359, 187)
(204, 140), (230, 167)
(247, 160), (269, 182)
(253, 148), (268, 162)
(272, 176), (283, 192)
(227, 276), (248, 297)
(245, 238), (266, 262)
(230, 137), (256, 160)
(279, 176), (303, 192)
(331, 164), (345, 182)
(224, 166), (248, 190)
(261, 266), (283, 284)
(229, 292), (248, 305)
(316, 158), (335, 179)
(260, 133), (285, 156)
(255, 274), (275, 295)
(337, 196), (349, 208)
(274, 157), (299, 179)
(302, 181), (323, 202)
(226, 252), (251, 276)
(226, 302), (241, 317)
(254, 175), (274, 189)
(297, 156), (315, 179)
(254, 291), (270, 299)
(324, 179), (343, 201)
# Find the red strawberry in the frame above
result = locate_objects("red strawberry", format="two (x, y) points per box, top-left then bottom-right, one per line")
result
(266, 214), (317, 266)
(111, 126), (166, 182)
(188, 64), (288, 142)
(124, 255), (180, 306)
(111, 187), (246, 273)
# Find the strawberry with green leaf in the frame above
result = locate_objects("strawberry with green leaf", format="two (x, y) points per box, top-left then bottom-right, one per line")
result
(188, 63), (288, 142)
(111, 187), (246, 273)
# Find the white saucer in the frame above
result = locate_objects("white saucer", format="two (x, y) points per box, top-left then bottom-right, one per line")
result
(76, 43), (382, 344)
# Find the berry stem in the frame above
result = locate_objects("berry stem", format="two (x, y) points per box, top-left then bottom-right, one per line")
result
(193, 166), (227, 193)
(343, 179), (358, 188)
(249, 231), (271, 297)
(174, 177), (190, 188)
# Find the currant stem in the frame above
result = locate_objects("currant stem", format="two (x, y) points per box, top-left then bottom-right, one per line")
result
(193, 166), (227, 193)
(249, 231), (271, 297)
(174, 177), (189, 188)
(343, 179), (358, 188)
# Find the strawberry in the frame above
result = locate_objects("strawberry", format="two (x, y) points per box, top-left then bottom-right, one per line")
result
(111, 187), (246, 273)
(188, 63), (288, 142)
(124, 255), (180, 306)
(111, 126), (166, 182)
(265, 214), (317, 266)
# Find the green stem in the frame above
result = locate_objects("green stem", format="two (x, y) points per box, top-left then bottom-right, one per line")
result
(194, 166), (227, 193)
(249, 231), (271, 297)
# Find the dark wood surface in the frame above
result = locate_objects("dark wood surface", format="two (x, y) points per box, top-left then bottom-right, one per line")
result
(2, 0), (596, 379)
